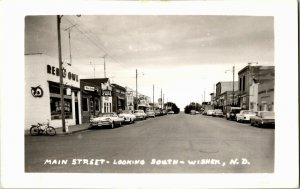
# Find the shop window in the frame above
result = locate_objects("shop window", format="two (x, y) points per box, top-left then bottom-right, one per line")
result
(50, 97), (72, 120)
(82, 98), (88, 111)
(104, 103), (107, 113)
(49, 82), (66, 95)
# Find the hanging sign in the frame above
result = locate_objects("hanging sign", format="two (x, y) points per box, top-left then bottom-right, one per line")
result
(31, 86), (43, 97)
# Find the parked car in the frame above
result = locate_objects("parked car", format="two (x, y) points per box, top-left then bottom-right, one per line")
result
(202, 110), (207, 115)
(118, 110), (136, 124)
(195, 111), (200, 114)
(212, 109), (223, 117)
(155, 109), (163, 116)
(236, 110), (256, 123)
(190, 110), (196, 115)
(206, 110), (214, 116)
(134, 110), (147, 120)
(226, 107), (242, 120)
(250, 111), (275, 127)
(90, 112), (124, 129)
(168, 110), (174, 114)
(146, 110), (156, 118)
(162, 110), (167, 115)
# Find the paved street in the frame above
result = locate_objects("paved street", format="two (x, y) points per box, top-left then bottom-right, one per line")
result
(25, 113), (274, 173)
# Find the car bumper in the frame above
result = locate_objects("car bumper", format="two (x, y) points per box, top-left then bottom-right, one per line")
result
(90, 121), (112, 127)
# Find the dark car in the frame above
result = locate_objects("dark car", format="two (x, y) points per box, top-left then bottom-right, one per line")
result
(250, 111), (275, 127)
(226, 107), (242, 120)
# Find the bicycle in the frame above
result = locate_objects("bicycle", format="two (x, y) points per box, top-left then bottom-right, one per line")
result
(30, 120), (56, 136)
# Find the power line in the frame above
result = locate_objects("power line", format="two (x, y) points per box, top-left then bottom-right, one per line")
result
(64, 16), (125, 68)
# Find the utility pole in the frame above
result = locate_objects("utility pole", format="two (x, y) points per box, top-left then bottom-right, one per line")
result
(64, 24), (76, 66)
(57, 15), (67, 133)
(103, 54), (107, 78)
(153, 84), (154, 110)
(136, 69), (138, 110)
(232, 66), (235, 106)
(161, 88), (162, 109)
(163, 94), (165, 110)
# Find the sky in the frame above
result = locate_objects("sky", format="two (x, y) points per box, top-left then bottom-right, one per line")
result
(25, 15), (274, 109)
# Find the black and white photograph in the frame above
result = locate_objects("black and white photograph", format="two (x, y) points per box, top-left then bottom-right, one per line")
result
(0, 0), (298, 188)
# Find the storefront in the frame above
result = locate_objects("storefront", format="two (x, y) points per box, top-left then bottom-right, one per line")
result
(112, 84), (126, 113)
(25, 54), (81, 130)
(80, 81), (101, 123)
(81, 78), (113, 114)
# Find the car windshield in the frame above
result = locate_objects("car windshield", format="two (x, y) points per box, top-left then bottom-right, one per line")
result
(243, 111), (254, 114)
(261, 111), (274, 118)
(231, 109), (241, 113)
(134, 110), (143, 113)
(97, 113), (115, 117)
(120, 110), (132, 114)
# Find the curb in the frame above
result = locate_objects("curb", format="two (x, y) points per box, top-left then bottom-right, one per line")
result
(56, 128), (90, 136)
(25, 127), (91, 136)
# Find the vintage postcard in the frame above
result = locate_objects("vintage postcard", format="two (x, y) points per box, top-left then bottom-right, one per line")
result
(0, 0), (298, 188)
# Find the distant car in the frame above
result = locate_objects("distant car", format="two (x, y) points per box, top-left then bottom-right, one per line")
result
(195, 111), (200, 114)
(168, 110), (174, 114)
(226, 107), (242, 120)
(212, 109), (223, 117)
(134, 110), (147, 120)
(146, 110), (156, 118)
(118, 110), (136, 124)
(202, 110), (207, 115)
(250, 111), (275, 127)
(162, 110), (167, 115)
(155, 109), (163, 116)
(190, 110), (196, 115)
(206, 110), (214, 116)
(236, 110), (256, 123)
(90, 112), (124, 129)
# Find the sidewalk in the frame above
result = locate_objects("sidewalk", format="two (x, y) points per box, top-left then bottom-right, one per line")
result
(25, 123), (91, 136)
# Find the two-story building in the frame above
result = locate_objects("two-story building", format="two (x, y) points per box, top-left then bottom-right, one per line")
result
(238, 65), (274, 110)
(215, 81), (238, 108)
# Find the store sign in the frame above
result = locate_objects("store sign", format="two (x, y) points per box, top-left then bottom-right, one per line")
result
(84, 86), (95, 91)
(102, 90), (111, 96)
(47, 65), (79, 82)
(31, 86), (43, 97)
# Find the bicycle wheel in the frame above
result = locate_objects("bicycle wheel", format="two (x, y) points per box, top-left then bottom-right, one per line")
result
(46, 126), (56, 136)
(30, 126), (39, 136)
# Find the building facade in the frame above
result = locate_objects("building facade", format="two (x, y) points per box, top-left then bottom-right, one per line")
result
(81, 78), (113, 116)
(125, 87), (135, 111)
(25, 54), (82, 129)
(111, 84), (126, 113)
(215, 81), (238, 108)
(80, 80), (101, 123)
(238, 65), (274, 110)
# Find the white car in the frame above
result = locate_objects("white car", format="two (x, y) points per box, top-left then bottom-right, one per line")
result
(236, 110), (256, 122)
(134, 110), (147, 120)
(206, 110), (214, 116)
(90, 112), (124, 129)
(118, 110), (136, 124)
